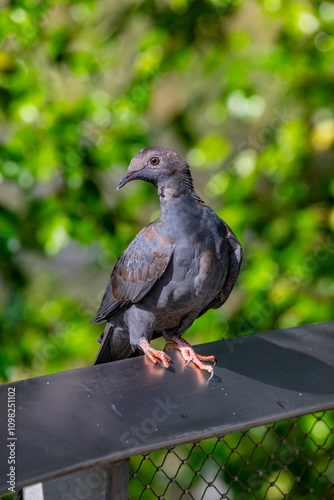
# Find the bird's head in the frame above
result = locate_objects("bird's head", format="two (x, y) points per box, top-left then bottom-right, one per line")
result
(117, 147), (194, 192)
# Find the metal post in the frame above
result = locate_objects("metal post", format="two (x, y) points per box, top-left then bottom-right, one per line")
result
(22, 459), (129, 500)
(111, 460), (129, 500)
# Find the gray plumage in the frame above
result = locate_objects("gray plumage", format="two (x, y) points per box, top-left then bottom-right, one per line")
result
(92, 147), (242, 372)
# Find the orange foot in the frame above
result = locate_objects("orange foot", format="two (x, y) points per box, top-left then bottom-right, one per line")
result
(140, 339), (172, 368)
(165, 337), (216, 380)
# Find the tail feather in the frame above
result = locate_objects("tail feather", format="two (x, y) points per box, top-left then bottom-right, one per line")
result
(94, 323), (142, 365)
(94, 323), (113, 365)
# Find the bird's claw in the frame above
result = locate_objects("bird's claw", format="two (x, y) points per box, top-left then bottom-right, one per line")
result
(166, 338), (216, 380)
(140, 339), (171, 368)
(207, 368), (214, 382)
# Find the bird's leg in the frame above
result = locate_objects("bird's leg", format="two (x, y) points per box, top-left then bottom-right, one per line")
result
(140, 339), (172, 368)
(165, 337), (216, 380)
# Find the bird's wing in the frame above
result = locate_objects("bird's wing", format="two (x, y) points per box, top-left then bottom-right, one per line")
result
(197, 220), (242, 318)
(91, 279), (131, 324)
(91, 222), (174, 324)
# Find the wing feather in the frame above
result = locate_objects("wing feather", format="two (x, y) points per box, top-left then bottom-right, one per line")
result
(197, 220), (242, 318)
(91, 222), (173, 324)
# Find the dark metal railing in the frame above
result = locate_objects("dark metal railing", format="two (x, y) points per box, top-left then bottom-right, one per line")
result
(0, 321), (332, 499)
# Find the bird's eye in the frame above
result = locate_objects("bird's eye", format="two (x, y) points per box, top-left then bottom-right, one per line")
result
(150, 156), (160, 166)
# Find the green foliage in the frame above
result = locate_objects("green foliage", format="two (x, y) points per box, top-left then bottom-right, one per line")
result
(0, 0), (333, 384)
(0, 2), (333, 498)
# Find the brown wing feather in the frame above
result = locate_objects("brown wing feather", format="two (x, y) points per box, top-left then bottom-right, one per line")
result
(91, 222), (173, 325)
(113, 222), (173, 302)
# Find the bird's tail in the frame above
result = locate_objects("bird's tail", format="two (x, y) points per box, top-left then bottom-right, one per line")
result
(94, 323), (114, 365)
(94, 323), (142, 365)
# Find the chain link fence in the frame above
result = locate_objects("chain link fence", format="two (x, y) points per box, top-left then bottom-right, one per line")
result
(129, 410), (334, 500)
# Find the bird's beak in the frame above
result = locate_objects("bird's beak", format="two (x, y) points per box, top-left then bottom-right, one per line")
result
(116, 171), (137, 190)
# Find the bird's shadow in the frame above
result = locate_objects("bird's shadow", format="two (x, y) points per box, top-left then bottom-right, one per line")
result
(210, 374), (223, 384)
(197, 332), (334, 395)
(166, 364), (176, 374)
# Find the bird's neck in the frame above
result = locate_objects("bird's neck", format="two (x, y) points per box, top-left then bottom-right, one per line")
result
(158, 176), (205, 219)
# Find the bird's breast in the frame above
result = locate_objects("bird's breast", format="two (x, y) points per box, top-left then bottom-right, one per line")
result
(155, 233), (226, 310)
(194, 249), (217, 293)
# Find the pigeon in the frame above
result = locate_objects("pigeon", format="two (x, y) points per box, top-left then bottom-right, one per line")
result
(92, 147), (242, 379)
